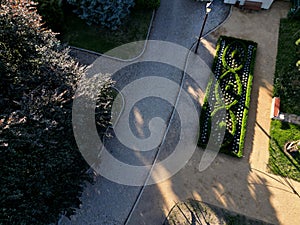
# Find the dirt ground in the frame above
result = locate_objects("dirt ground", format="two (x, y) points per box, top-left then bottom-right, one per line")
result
(199, 1), (300, 224)
(129, 2), (300, 225)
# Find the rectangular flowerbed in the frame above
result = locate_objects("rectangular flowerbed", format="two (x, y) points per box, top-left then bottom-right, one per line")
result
(198, 36), (257, 157)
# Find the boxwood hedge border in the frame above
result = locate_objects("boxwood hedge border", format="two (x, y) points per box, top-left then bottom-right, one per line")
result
(198, 36), (257, 157)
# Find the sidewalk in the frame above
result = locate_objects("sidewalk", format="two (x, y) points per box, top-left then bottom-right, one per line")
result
(60, 0), (230, 224)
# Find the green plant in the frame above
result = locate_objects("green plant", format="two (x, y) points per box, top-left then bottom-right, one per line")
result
(295, 38), (300, 70)
(60, 6), (152, 53)
(269, 18), (300, 181)
(135, 0), (160, 9)
(221, 41), (246, 72)
(288, 0), (300, 18)
(67, 0), (135, 30)
(35, 0), (64, 32)
(269, 121), (300, 181)
(231, 49), (238, 58)
(273, 19), (300, 114)
(0, 1), (112, 224)
(198, 36), (257, 157)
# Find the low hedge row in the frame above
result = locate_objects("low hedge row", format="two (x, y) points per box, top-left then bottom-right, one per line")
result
(198, 36), (257, 157)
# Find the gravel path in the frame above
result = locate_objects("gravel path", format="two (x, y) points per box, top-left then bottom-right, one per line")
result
(60, 1), (231, 225)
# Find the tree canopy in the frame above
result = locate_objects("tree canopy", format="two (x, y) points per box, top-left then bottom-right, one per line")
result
(67, 0), (135, 30)
(0, 1), (111, 224)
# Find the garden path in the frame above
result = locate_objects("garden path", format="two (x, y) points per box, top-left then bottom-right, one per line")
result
(130, 2), (300, 225)
(61, 1), (300, 225)
(60, 0), (231, 225)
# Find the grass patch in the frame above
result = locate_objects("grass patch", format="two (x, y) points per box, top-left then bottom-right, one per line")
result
(268, 18), (300, 181)
(269, 120), (300, 181)
(273, 19), (300, 114)
(60, 7), (153, 54)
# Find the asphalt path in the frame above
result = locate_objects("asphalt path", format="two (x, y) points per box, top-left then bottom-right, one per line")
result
(60, 1), (231, 224)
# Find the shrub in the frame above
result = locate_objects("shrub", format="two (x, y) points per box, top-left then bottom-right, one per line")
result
(288, 0), (300, 18)
(198, 36), (257, 157)
(67, 0), (135, 30)
(269, 18), (300, 182)
(295, 38), (300, 70)
(35, 0), (64, 32)
(0, 1), (112, 224)
(273, 19), (300, 114)
(135, 0), (160, 9)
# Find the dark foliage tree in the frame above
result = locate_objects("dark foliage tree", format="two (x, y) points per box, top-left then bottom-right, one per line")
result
(35, 0), (65, 32)
(296, 38), (300, 69)
(0, 1), (112, 224)
(67, 0), (135, 30)
(135, 0), (160, 9)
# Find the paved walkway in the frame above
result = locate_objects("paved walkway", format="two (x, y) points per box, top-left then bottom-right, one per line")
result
(129, 2), (300, 225)
(60, 0), (230, 225)
(61, 1), (300, 225)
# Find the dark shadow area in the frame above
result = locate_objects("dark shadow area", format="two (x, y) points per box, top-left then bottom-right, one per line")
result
(164, 199), (274, 225)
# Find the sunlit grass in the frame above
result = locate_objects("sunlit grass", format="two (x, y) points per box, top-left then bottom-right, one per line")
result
(269, 120), (300, 182)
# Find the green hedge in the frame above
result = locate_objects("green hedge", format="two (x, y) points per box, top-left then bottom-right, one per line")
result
(67, 0), (135, 30)
(273, 19), (300, 114)
(135, 0), (160, 9)
(288, 0), (300, 18)
(0, 1), (112, 224)
(198, 36), (257, 157)
(35, 0), (64, 32)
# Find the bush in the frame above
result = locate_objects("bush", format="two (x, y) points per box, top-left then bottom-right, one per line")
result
(35, 0), (64, 32)
(198, 36), (257, 157)
(273, 19), (300, 114)
(269, 18), (300, 182)
(67, 0), (135, 30)
(288, 0), (300, 18)
(296, 38), (300, 70)
(135, 0), (160, 9)
(0, 1), (112, 224)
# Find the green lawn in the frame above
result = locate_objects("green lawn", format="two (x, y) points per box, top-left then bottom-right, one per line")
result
(273, 19), (300, 114)
(60, 8), (153, 54)
(269, 120), (300, 182)
(268, 18), (300, 181)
